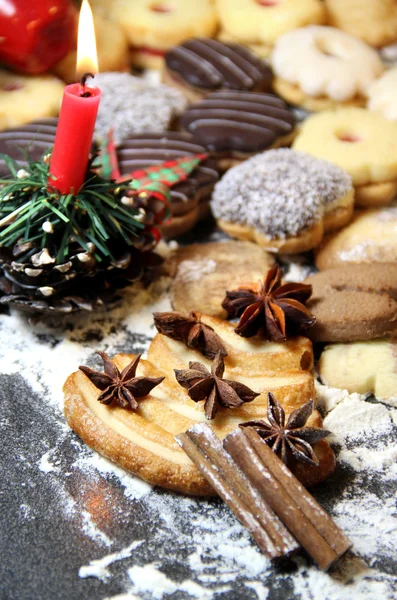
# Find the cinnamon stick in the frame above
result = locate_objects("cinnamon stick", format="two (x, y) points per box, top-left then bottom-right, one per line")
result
(176, 424), (298, 559)
(223, 428), (351, 571)
(242, 427), (351, 558)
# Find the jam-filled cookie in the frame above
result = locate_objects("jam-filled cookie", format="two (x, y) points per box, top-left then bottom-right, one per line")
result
(117, 132), (219, 238)
(94, 72), (187, 145)
(180, 90), (295, 171)
(211, 148), (354, 253)
(0, 118), (57, 176)
(216, 0), (325, 58)
(53, 15), (130, 83)
(315, 205), (397, 270)
(294, 108), (397, 207)
(0, 71), (63, 128)
(272, 26), (384, 112)
(325, 0), (397, 48)
(101, 0), (218, 70)
(163, 38), (272, 102)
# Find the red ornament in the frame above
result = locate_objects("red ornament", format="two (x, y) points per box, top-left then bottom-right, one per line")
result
(0, 0), (77, 74)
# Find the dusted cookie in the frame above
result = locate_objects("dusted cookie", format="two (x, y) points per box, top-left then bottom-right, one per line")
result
(0, 119), (57, 176)
(366, 68), (397, 121)
(102, 0), (218, 70)
(167, 240), (274, 318)
(180, 91), (295, 171)
(53, 15), (130, 83)
(304, 264), (397, 342)
(117, 132), (219, 238)
(0, 71), (63, 128)
(163, 38), (272, 102)
(316, 206), (397, 270)
(94, 72), (187, 145)
(211, 149), (354, 253)
(294, 108), (397, 207)
(318, 339), (397, 401)
(216, 0), (325, 57)
(272, 27), (384, 112)
(325, 0), (397, 48)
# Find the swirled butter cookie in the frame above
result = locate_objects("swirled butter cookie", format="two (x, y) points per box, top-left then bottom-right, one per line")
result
(64, 314), (335, 494)
(211, 148), (354, 253)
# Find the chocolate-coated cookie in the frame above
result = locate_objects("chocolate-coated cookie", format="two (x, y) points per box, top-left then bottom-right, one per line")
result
(164, 38), (272, 101)
(117, 132), (219, 237)
(180, 90), (295, 169)
(305, 264), (397, 342)
(0, 118), (57, 176)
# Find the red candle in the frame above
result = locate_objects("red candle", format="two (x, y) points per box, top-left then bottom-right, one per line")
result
(48, 0), (100, 195)
(49, 79), (101, 194)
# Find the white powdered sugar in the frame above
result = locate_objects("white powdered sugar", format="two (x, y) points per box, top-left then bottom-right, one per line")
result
(94, 72), (187, 144)
(211, 149), (352, 238)
(79, 541), (143, 582)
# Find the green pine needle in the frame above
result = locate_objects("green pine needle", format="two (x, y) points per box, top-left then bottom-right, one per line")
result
(0, 153), (145, 265)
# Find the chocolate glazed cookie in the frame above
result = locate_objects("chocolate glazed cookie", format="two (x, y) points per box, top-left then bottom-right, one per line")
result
(180, 91), (296, 171)
(117, 132), (219, 237)
(0, 118), (57, 176)
(163, 38), (272, 102)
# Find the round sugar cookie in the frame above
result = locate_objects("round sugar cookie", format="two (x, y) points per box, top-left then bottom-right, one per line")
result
(105, 0), (218, 70)
(325, 0), (397, 48)
(211, 148), (354, 253)
(315, 205), (397, 270)
(272, 27), (384, 111)
(215, 0), (325, 49)
(366, 68), (397, 122)
(0, 71), (63, 128)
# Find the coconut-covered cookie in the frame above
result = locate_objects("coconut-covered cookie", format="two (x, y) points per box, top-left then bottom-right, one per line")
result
(211, 148), (354, 253)
(94, 72), (187, 145)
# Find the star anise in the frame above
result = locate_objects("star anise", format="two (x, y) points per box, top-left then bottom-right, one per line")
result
(174, 352), (259, 420)
(240, 392), (330, 466)
(79, 351), (164, 410)
(153, 311), (227, 359)
(221, 265), (315, 341)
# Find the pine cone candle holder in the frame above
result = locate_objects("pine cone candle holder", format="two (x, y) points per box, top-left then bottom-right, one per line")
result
(0, 153), (164, 315)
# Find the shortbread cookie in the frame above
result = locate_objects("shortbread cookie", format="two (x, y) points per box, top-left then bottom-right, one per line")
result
(163, 38), (272, 102)
(304, 264), (397, 342)
(316, 206), (397, 270)
(0, 118), (57, 177)
(366, 68), (397, 121)
(93, 72), (187, 145)
(318, 339), (397, 401)
(167, 240), (275, 318)
(212, 149), (354, 253)
(216, 0), (325, 57)
(64, 313), (335, 494)
(0, 71), (63, 128)
(104, 0), (218, 70)
(325, 0), (397, 48)
(180, 91), (296, 171)
(117, 132), (219, 237)
(272, 27), (384, 112)
(53, 15), (130, 83)
(294, 108), (397, 206)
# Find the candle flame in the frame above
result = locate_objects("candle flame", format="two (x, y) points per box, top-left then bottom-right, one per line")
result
(76, 0), (98, 80)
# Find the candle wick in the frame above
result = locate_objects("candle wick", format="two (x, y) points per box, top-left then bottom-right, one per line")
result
(80, 72), (95, 97)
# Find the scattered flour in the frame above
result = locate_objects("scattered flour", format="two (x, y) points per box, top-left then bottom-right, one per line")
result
(81, 510), (113, 548)
(79, 541), (143, 582)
